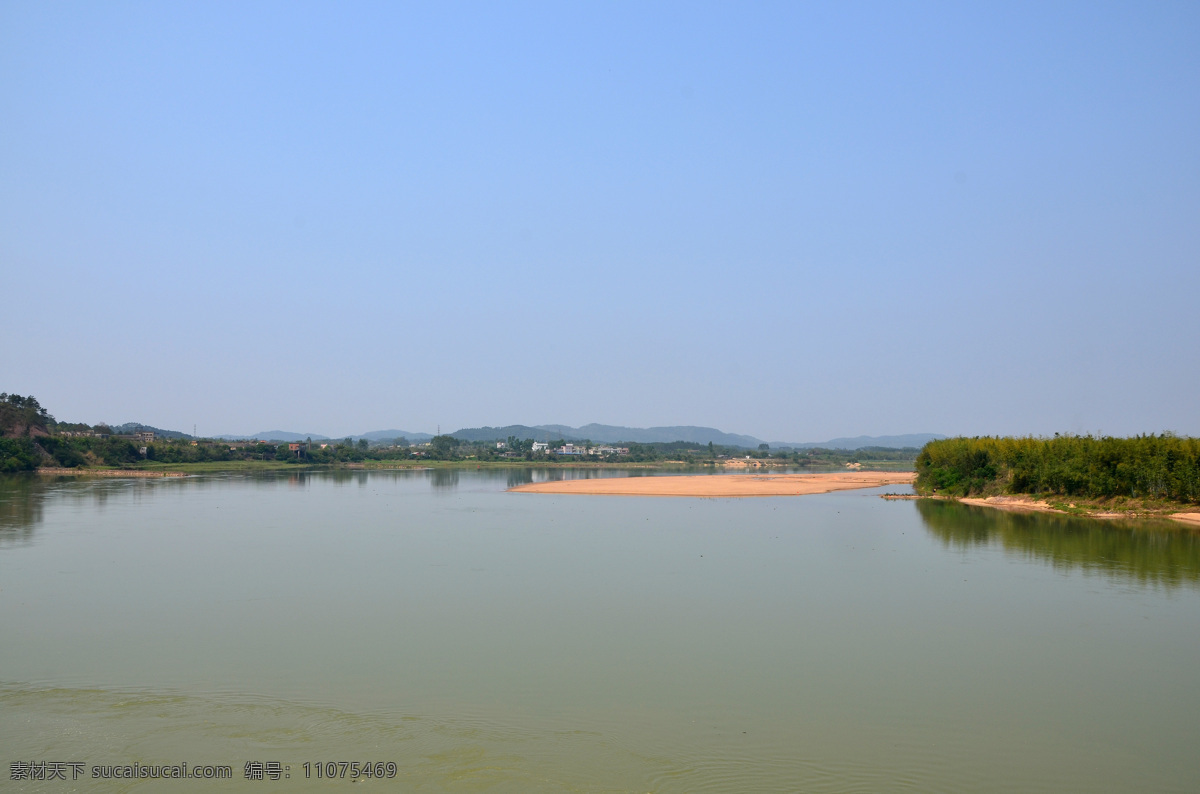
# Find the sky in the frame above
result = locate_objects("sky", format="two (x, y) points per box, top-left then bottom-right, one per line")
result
(2, 1), (1197, 442)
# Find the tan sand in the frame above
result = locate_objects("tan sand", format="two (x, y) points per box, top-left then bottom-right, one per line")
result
(959, 495), (1133, 519)
(1171, 513), (1200, 527)
(959, 495), (1062, 514)
(508, 471), (914, 497)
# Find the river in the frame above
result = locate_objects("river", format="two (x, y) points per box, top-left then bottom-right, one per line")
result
(2, 469), (1198, 792)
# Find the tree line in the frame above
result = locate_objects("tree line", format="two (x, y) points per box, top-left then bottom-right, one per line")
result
(1, 392), (923, 471)
(914, 434), (1200, 504)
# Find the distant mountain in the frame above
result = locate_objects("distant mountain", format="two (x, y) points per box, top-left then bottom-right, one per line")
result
(111, 422), (194, 440)
(216, 429), (433, 443)
(451, 423), (765, 447)
(214, 425), (944, 450)
(450, 424), (944, 449)
(451, 425), (575, 443)
(556, 424), (764, 446)
(775, 433), (946, 450)
(235, 430), (330, 442)
(358, 429), (433, 442)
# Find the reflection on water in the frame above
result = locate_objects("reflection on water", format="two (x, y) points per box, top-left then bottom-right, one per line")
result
(916, 499), (1200, 589)
(0, 468), (654, 539)
(430, 468), (459, 489)
(506, 468), (534, 488)
(1, 464), (830, 513)
(0, 475), (43, 545)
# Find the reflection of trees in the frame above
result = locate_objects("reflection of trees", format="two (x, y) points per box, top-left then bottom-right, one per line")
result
(430, 468), (459, 489)
(505, 468), (646, 487)
(507, 469), (534, 488)
(0, 475), (44, 545)
(916, 499), (1200, 590)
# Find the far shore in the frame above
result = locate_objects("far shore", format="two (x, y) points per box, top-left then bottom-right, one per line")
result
(23, 460), (725, 477)
(509, 471), (915, 497)
(21, 460), (896, 476)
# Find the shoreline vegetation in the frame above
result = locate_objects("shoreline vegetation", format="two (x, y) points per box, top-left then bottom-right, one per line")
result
(29, 458), (901, 476)
(29, 459), (697, 475)
(10, 438), (914, 473)
(2, 393), (917, 474)
(912, 435), (1200, 526)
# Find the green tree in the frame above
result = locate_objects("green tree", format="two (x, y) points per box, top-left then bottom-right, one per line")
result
(430, 435), (457, 459)
(0, 438), (39, 471)
(0, 393), (52, 438)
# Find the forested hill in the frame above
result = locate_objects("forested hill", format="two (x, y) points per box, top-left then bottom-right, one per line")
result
(110, 423), (194, 440)
(1, 393), (51, 438)
(450, 425), (582, 443)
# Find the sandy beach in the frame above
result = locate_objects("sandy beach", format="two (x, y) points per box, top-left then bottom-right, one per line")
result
(508, 471), (914, 497)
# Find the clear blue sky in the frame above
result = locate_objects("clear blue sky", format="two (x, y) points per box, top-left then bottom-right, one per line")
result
(3, 1), (1197, 441)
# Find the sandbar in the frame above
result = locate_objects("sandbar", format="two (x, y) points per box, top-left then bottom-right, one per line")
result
(508, 471), (914, 497)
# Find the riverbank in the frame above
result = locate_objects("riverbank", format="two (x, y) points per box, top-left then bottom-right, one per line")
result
(29, 460), (914, 481)
(900, 492), (1200, 527)
(28, 460), (723, 477)
(509, 471), (915, 497)
(36, 467), (188, 477)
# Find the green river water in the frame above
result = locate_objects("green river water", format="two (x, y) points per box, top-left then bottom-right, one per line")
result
(1, 469), (1198, 792)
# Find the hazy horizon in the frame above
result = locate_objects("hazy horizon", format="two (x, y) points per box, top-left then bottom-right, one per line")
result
(4, 2), (1197, 440)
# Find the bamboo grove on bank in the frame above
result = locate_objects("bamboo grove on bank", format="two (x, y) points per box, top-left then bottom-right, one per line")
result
(915, 434), (1200, 504)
